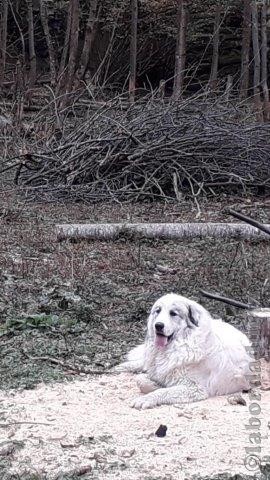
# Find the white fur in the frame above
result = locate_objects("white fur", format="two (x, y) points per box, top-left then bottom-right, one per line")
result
(119, 293), (252, 409)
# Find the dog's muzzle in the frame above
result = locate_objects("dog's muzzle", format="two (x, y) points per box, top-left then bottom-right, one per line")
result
(155, 322), (174, 348)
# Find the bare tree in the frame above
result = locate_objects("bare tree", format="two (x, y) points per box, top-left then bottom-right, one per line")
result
(12, 59), (25, 126)
(0, 0), (8, 88)
(209, 4), (222, 91)
(78, 0), (99, 80)
(239, 0), (251, 100)
(39, 0), (57, 86)
(92, 15), (119, 87)
(57, 0), (73, 89)
(9, 0), (26, 68)
(261, 0), (269, 120)
(65, 0), (80, 96)
(251, 1), (262, 120)
(173, 0), (187, 99)
(129, 0), (138, 103)
(224, 74), (233, 103)
(27, 0), (37, 89)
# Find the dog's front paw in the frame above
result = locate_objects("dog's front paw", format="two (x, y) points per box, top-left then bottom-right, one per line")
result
(130, 395), (157, 410)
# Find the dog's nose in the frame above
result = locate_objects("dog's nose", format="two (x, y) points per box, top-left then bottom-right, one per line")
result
(155, 322), (165, 333)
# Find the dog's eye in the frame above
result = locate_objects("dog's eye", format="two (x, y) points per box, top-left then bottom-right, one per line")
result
(155, 307), (161, 314)
(170, 310), (178, 317)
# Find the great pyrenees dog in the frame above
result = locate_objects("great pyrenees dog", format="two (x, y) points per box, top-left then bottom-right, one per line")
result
(119, 293), (252, 409)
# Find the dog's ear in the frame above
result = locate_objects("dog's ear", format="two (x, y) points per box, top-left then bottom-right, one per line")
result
(187, 305), (199, 328)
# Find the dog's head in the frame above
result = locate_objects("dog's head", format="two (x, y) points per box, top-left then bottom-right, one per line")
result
(147, 293), (212, 348)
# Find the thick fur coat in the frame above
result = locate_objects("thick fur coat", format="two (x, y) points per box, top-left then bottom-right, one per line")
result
(119, 293), (252, 409)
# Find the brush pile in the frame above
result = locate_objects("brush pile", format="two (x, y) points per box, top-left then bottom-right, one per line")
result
(15, 97), (270, 202)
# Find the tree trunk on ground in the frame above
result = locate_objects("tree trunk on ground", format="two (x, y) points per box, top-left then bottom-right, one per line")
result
(239, 0), (251, 100)
(0, 0), (8, 89)
(39, 0), (57, 86)
(246, 309), (270, 361)
(261, 0), (269, 121)
(65, 0), (80, 97)
(129, 0), (138, 103)
(173, 0), (187, 99)
(78, 0), (98, 80)
(209, 4), (222, 91)
(56, 222), (270, 242)
(27, 0), (37, 89)
(251, 1), (262, 121)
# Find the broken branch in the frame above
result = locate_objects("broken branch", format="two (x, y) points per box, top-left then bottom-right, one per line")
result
(199, 289), (256, 309)
(227, 209), (270, 236)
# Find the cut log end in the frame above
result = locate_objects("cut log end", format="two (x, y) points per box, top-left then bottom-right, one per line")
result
(246, 309), (270, 361)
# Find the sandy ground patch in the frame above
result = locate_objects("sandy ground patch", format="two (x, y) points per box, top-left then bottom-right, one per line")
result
(0, 373), (269, 480)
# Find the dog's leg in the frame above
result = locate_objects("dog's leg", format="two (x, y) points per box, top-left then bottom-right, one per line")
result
(131, 378), (208, 409)
(136, 374), (159, 394)
(114, 344), (145, 373)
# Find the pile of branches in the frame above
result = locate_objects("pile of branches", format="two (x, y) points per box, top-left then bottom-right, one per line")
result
(14, 97), (270, 202)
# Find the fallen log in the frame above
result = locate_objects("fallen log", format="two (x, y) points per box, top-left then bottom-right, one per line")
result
(56, 222), (270, 242)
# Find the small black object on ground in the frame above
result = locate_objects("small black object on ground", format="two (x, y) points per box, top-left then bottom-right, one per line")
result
(155, 424), (167, 437)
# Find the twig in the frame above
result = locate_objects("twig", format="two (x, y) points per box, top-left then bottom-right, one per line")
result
(24, 354), (111, 375)
(0, 421), (52, 427)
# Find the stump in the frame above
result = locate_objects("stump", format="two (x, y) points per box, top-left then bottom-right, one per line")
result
(246, 308), (270, 361)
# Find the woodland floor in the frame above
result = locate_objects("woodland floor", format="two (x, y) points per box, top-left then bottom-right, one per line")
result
(0, 191), (270, 479)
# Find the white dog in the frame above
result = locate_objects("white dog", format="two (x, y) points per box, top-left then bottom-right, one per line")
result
(119, 293), (252, 409)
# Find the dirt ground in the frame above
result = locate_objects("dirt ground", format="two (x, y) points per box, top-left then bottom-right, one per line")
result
(1, 372), (270, 480)
(0, 191), (270, 479)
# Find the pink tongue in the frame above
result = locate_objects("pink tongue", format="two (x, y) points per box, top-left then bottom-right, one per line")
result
(155, 335), (168, 348)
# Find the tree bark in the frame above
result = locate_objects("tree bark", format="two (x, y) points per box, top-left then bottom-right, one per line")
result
(0, 0), (8, 89)
(239, 0), (251, 100)
(56, 222), (270, 242)
(251, 1), (262, 121)
(129, 0), (138, 103)
(209, 4), (222, 91)
(246, 309), (270, 361)
(27, 0), (37, 89)
(173, 0), (187, 99)
(261, 0), (269, 121)
(78, 0), (98, 80)
(39, 0), (57, 86)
